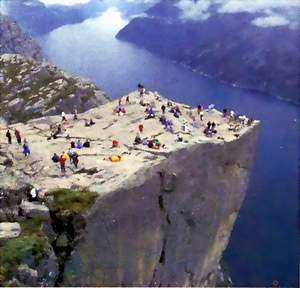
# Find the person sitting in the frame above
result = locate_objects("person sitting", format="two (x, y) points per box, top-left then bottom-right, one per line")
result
(85, 120), (91, 127)
(159, 115), (167, 125)
(112, 140), (119, 148)
(134, 134), (142, 145)
(76, 139), (83, 149)
(89, 119), (95, 126)
(204, 127), (213, 137)
(176, 134), (183, 142)
(51, 153), (60, 163)
(83, 139), (91, 148)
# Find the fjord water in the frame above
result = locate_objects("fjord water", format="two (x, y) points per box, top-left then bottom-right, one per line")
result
(38, 8), (298, 286)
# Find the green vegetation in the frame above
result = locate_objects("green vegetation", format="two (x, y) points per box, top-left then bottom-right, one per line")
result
(46, 188), (98, 217)
(0, 217), (49, 286)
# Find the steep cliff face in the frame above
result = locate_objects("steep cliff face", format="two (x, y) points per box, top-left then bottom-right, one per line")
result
(63, 124), (259, 287)
(0, 54), (110, 123)
(0, 14), (43, 60)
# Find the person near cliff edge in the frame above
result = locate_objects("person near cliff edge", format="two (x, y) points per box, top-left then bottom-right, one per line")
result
(6, 130), (12, 144)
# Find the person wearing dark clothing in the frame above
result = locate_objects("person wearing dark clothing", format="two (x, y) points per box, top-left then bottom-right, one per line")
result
(6, 130), (12, 144)
(51, 153), (60, 163)
(23, 143), (30, 157)
(72, 152), (79, 169)
(15, 129), (21, 144)
(83, 140), (90, 148)
(70, 141), (75, 149)
(207, 121), (211, 130)
(89, 119), (95, 126)
(161, 105), (166, 114)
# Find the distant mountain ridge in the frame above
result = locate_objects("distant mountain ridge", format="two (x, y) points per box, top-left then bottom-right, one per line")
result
(0, 14), (43, 60)
(117, 0), (299, 104)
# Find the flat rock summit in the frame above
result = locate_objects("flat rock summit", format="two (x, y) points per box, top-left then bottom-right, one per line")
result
(0, 90), (259, 287)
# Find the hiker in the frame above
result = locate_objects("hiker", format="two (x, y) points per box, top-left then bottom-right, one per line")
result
(67, 148), (74, 163)
(61, 111), (66, 122)
(126, 95), (130, 104)
(182, 123), (189, 133)
(85, 119), (90, 127)
(83, 139), (90, 148)
(73, 108), (78, 120)
(176, 134), (183, 142)
(138, 83), (145, 96)
(6, 130), (12, 144)
(51, 153), (60, 163)
(134, 133), (142, 145)
(161, 104), (166, 114)
(23, 142), (30, 157)
(197, 104), (203, 115)
(112, 140), (119, 148)
(199, 110), (204, 121)
(118, 97), (122, 106)
(70, 141), (75, 149)
(138, 124), (144, 133)
(15, 129), (21, 145)
(28, 187), (38, 202)
(204, 127), (213, 137)
(89, 119), (95, 126)
(76, 139), (82, 149)
(223, 109), (228, 117)
(207, 121), (212, 130)
(59, 153), (67, 174)
(72, 152), (79, 168)
(211, 122), (217, 133)
(159, 115), (167, 126)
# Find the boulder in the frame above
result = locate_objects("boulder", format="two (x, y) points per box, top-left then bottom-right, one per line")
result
(0, 222), (21, 239)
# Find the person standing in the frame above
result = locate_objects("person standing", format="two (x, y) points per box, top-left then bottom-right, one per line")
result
(59, 153), (67, 174)
(6, 130), (12, 144)
(161, 104), (166, 114)
(72, 152), (79, 169)
(15, 129), (21, 145)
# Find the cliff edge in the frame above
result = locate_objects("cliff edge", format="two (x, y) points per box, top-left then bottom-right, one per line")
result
(0, 91), (259, 286)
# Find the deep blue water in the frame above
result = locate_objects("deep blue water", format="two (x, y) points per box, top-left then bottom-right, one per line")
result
(38, 8), (299, 287)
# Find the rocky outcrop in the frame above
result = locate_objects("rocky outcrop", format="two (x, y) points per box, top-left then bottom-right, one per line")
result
(0, 92), (259, 286)
(0, 54), (110, 123)
(62, 122), (259, 286)
(0, 14), (43, 60)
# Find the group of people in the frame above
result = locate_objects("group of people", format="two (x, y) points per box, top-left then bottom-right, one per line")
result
(6, 129), (30, 157)
(51, 149), (79, 173)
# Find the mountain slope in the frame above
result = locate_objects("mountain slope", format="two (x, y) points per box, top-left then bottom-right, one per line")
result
(0, 14), (43, 60)
(117, 1), (299, 104)
(0, 54), (110, 123)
